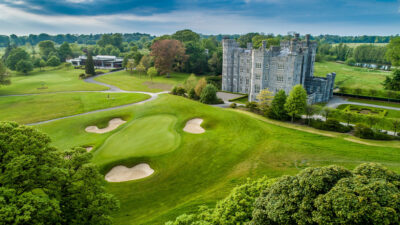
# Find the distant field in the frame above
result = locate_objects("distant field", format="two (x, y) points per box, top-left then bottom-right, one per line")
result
(314, 61), (390, 90)
(0, 66), (107, 95)
(94, 70), (196, 93)
(0, 92), (150, 124)
(331, 43), (388, 47)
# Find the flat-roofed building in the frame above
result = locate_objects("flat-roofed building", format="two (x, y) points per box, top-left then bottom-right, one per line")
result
(67, 55), (123, 69)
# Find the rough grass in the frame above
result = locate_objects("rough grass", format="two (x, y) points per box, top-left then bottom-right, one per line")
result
(34, 94), (400, 225)
(94, 70), (194, 92)
(0, 92), (150, 124)
(0, 66), (107, 95)
(314, 61), (390, 90)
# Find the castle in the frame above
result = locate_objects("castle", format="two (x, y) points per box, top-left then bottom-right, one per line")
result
(222, 34), (336, 104)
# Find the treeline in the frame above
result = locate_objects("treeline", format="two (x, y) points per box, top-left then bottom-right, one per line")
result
(313, 34), (395, 44)
(0, 33), (154, 47)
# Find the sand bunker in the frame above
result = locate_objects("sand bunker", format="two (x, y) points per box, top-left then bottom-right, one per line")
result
(85, 118), (126, 134)
(183, 118), (205, 134)
(85, 146), (93, 152)
(105, 163), (154, 182)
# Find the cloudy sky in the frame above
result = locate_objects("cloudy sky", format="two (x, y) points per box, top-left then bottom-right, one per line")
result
(0, 0), (399, 36)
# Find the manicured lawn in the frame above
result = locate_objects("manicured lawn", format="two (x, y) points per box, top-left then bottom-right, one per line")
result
(337, 104), (400, 119)
(0, 92), (150, 124)
(94, 70), (194, 92)
(0, 66), (107, 95)
(34, 94), (400, 225)
(314, 61), (390, 90)
(348, 98), (400, 109)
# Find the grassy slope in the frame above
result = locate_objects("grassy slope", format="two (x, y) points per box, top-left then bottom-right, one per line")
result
(0, 66), (107, 95)
(0, 92), (150, 124)
(314, 61), (390, 90)
(94, 70), (193, 92)
(35, 94), (400, 225)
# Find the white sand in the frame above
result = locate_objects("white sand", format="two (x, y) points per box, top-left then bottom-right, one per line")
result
(105, 163), (154, 182)
(85, 118), (126, 134)
(183, 118), (205, 134)
(85, 146), (93, 152)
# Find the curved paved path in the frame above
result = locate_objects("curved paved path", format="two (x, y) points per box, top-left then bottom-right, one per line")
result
(11, 71), (169, 126)
(327, 96), (400, 111)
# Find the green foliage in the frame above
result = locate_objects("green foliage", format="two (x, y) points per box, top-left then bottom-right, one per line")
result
(230, 103), (237, 108)
(46, 55), (61, 67)
(195, 77), (207, 96)
(6, 48), (29, 70)
(284, 85), (307, 122)
(183, 73), (198, 91)
(238, 33), (259, 48)
(58, 42), (72, 62)
(251, 35), (280, 48)
(38, 40), (56, 59)
(188, 88), (198, 100)
(354, 123), (393, 140)
(199, 84), (218, 104)
(383, 69), (400, 91)
(147, 66), (158, 81)
(267, 89), (288, 120)
(0, 122), (119, 224)
(171, 86), (186, 96)
(15, 59), (33, 74)
(386, 37), (400, 66)
(309, 118), (352, 133)
(252, 164), (400, 225)
(172, 29), (200, 43)
(85, 52), (95, 76)
(246, 101), (259, 112)
(0, 61), (10, 85)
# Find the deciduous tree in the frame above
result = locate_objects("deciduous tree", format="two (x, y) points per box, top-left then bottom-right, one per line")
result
(284, 85), (307, 122)
(268, 89), (288, 120)
(195, 77), (207, 96)
(147, 66), (158, 83)
(150, 39), (187, 75)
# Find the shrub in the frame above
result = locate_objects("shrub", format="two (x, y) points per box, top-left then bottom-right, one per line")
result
(309, 119), (352, 133)
(79, 73), (86, 79)
(171, 86), (186, 96)
(46, 56), (61, 67)
(246, 101), (259, 112)
(230, 103), (237, 108)
(354, 123), (393, 140)
(200, 84), (219, 104)
(188, 88), (198, 100)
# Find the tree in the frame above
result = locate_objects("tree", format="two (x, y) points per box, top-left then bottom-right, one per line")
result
(0, 122), (119, 224)
(305, 105), (319, 124)
(38, 40), (56, 59)
(195, 77), (207, 96)
(126, 59), (135, 74)
(252, 163), (400, 225)
(383, 69), (400, 91)
(171, 29), (200, 43)
(200, 84), (218, 104)
(58, 42), (72, 62)
(322, 106), (333, 120)
(147, 67), (158, 83)
(39, 59), (47, 71)
(238, 33), (259, 48)
(183, 73), (198, 91)
(284, 85), (307, 122)
(139, 55), (153, 70)
(256, 88), (274, 113)
(46, 56), (61, 67)
(0, 61), (10, 85)
(6, 48), (29, 70)
(268, 90), (288, 120)
(136, 62), (146, 78)
(393, 120), (400, 136)
(150, 39), (187, 75)
(85, 52), (95, 76)
(208, 50), (222, 75)
(386, 37), (400, 66)
(15, 60), (33, 74)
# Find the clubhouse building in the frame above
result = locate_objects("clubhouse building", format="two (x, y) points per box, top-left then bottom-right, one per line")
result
(67, 55), (123, 69)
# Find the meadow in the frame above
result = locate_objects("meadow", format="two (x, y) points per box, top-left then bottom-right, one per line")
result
(314, 61), (390, 90)
(94, 70), (195, 92)
(34, 94), (400, 225)
(0, 66), (107, 95)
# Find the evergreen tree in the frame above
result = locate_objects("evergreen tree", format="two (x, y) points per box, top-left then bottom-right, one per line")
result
(284, 85), (307, 122)
(85, 52), (95, 76)
(268, 89), (288, 120)
(200, 84), (218, 104)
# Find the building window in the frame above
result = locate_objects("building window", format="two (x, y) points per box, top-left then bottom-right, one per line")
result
(246, 68), (250, 73)
(278, 64), (284, 70)
(254, 84), (260, 93)
(256, 63), (262, 68)
(240, 67), (243, 72)
(264, 75), (268, 81)
(247, 59), (250, 63)
(265, 64), (269, 69)
(245, 87), (249, 93)
(255, 73), (261, 80)
(277, 76), (284, 82)
(246, 78), (249, 85)
(239, 77), (243, 84)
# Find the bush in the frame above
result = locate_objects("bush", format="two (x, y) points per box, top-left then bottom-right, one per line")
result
(230, 103), (237, 108)
(46, 56), (61, 67)
(246, 101), (259, 112)
(309, 118), (352, 133)
(200, 84), (219, 104)
(354, 123), (393, 140)
(79, 73), (86, 79)
(171, 86), (186, 96)
(188, 88), (199, 100)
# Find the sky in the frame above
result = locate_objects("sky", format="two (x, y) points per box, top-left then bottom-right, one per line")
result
(0, 0), (399, 36)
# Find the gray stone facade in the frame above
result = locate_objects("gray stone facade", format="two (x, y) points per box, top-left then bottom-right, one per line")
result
(222, 34), (336, 104)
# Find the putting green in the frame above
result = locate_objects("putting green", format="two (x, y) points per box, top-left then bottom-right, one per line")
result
(93, 115), (180, 166)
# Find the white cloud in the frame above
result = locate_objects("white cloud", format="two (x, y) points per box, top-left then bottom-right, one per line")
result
(65, 0), (94, 3)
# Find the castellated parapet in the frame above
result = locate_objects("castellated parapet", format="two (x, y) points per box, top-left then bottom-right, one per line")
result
(222, 34), (336, 104)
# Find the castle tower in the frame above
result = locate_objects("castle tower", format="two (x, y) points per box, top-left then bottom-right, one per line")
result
(222, 39), (237, 92)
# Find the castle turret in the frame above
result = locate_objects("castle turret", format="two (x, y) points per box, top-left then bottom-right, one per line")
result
(222, 39), (238, 92)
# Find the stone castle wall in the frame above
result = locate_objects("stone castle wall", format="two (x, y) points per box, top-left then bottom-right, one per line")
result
(222, 34), (335, 104)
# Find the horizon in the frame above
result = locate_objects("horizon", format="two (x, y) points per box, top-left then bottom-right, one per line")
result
(0, 0), (399, 36)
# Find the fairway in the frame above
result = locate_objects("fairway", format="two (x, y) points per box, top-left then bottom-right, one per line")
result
(93, 114), (181, 166)
(94, 70), (193, 92)
(314, 61), (390, 90)
(0, 92), (150, 124)
(0, 66), (107, 95)
(34, 94), (400, 225)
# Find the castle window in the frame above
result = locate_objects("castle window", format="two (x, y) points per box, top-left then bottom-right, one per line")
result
(246, 68), (250, 73)
(240, 68), (243, 72)
(247, 59), (250, 63)
(265, 64), (269, 69)
(246, 78), (249, 85)
(245, 87), (249, 93)
(254, 84), (260, 93)
(256, 63), (262, 69)
(278, 64), (284, 70)
(276, 76), (284, 82)
(239, 77), (243, 84)
(264, 75), (268, 81)
(255, 73), (261, 80)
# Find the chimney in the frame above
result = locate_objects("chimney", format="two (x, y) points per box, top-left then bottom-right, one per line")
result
(305, 34), (311, 46)
(294, 33), (300, 40)
(262, 40), (267, 49)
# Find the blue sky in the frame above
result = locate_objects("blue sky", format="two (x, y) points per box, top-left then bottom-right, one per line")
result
(0, 0), (399, 36)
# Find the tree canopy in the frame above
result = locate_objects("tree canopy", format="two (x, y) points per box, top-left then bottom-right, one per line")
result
(284, 85), (308, 122)
(150, 39), (187, 75)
